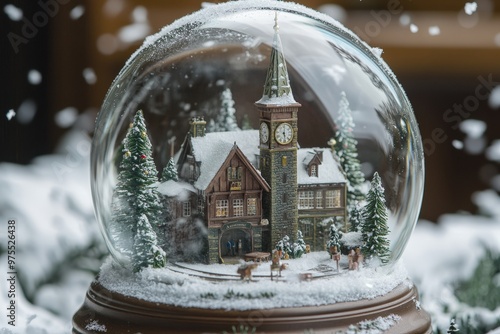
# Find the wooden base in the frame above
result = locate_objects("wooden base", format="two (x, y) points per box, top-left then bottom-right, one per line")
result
(73, 280), (432, 333)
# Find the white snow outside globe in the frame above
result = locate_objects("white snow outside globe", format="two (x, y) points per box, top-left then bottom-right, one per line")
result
(91, 0), (424, 309)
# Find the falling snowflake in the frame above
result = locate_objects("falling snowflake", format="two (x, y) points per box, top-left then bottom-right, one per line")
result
(428, 26), (440, 36)
(4, 4), (22, 21)
(410, 24), (418, 33)
(28, 69), (42, 85)
(452, 140), (464, 150)
(464, 2), (478, 15)
(83, 68), (97, 85)
(6, 109), (16, 121)
(70, 5), (85, 20)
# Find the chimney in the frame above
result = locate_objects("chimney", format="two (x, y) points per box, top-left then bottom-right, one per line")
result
(189, 116), (206, 138)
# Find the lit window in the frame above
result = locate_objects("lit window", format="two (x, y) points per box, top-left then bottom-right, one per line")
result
(216, 199), (228, 217)
(298, 191), (315, 209)
(182, 201), (191, 217)
(325, 190), (341, 208)
(282, 156), (287, 166)
(233, 198), (244, 217)
(316, 190), (323, 208)
(247, 198), (257, 216)
(310, 165), (317, 177)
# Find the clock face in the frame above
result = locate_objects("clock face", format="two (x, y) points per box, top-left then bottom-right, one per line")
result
(260, 122), (269, 143)
(275, 123), (293, 145)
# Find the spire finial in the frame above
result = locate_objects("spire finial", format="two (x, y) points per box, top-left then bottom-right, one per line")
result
(274, 12), (279, 32)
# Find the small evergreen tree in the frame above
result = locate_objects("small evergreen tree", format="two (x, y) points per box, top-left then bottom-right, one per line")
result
(110, 110), (166, 269)
(334, 91), (365, 207)
(447, 318), (459, 333)
(207, 88), (240, 132)
(241, 114), (253, 130)
(161, 157), (178, 182)
(326, 223), (342, 254)
(361, 172), (390, 264)
(275, 235), (292, 258)
(133, 214), (166, 271)
(292, 230), (306, 259)
(349, 201), (363, 232)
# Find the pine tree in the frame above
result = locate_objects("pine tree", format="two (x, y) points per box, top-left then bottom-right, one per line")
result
(447, 318), (459, 333)
(334, 91), (365, 207)
(161, 157), (178, 182)
(207, 88), (240, 132)
(292, 230), (306, 259)
(110, 110), (166, 269)
(361, 172), (390, 264)
(327, 223), (342, 254)
(133, 214), (166, 271)
(349, 201), (363, 232)
(275, 235), (292, 257)
(241, 114), (253, 130)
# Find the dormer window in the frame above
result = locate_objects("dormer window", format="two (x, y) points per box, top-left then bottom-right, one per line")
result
(310, 164), (318, 177)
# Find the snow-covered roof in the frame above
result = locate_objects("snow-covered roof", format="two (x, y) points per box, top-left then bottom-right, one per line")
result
(188, 130), (345, 189)
(255, 94), (298, 106)
(298, 148), (346, 185)
(190, 130), (260, 190)
(157, 180), (196, 199)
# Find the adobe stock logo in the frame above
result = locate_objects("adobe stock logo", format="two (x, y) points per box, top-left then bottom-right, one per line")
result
(7, 0), (72, 54)
(352, 0), (404, 43)
(423, 74), (500, 156)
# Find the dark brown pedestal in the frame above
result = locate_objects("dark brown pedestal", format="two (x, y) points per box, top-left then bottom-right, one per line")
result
(73, 280), (432, 333)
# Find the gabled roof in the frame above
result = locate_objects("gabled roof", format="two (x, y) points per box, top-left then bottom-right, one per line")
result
(184, 130), (346, 189)
(298, 148), (346, 185)
(205, 145), (270, 193)
(189, 130), (261, 190)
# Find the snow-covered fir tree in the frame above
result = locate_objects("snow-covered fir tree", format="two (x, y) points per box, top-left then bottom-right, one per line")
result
(292, 230), (307, 259)
(326, 223), (342, 254)
(349, 201), (363, 232)
(333, 91), (365, 207)
(110, 110), (166, 269)
(275, 235), (292, 257)
(361, 172), (390, 264)
(133, 214), (166, 271)
(161, 157), (178, 182)
(447, 319), (459, 333)
(207, 88), (240, 132)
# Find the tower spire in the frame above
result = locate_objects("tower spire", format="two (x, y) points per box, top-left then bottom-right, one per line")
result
(257, 12), (296, 104)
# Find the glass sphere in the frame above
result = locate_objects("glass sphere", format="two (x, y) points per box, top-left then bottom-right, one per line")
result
(91, 0), (424, 270)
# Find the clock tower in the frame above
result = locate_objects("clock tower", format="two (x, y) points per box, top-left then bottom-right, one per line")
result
(255, 13), (301, 250)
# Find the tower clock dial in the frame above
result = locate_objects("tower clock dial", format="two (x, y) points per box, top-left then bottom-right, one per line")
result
(260, 122), (269, 143)
(275, 123), (293, 145)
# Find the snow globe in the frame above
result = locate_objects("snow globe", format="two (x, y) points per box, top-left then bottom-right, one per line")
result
(73, 1), (430, 333)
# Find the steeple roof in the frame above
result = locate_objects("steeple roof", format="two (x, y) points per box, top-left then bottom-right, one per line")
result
(256, 13), (297, 106)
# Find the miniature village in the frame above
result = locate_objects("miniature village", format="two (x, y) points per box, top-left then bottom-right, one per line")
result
(107, 15), (393, 286)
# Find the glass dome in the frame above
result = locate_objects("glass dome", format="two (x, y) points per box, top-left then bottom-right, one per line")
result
(91, 0), (424, 271)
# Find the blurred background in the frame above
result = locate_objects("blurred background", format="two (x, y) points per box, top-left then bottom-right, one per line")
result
(1, 1), (500, 333)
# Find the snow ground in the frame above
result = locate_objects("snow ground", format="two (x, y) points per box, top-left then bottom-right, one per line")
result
(99, 252), (408, 310)
(1, 130), (500, 333)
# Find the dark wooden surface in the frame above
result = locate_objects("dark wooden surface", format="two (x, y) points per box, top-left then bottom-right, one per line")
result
(73, 278), (432, 333)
